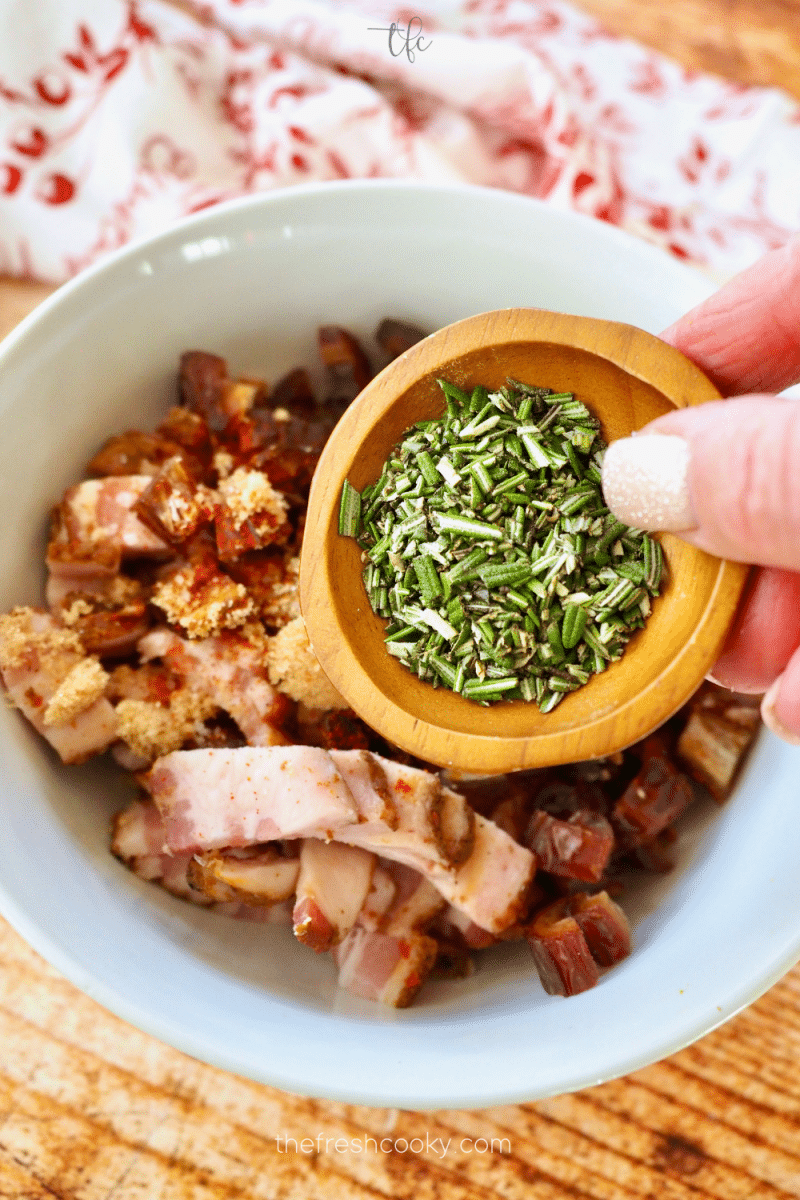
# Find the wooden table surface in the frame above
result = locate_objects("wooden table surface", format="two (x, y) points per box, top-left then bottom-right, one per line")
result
(2, 5), (800, 1195)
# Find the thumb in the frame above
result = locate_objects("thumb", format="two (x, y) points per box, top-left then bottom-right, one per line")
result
(601, 396), (800, 570)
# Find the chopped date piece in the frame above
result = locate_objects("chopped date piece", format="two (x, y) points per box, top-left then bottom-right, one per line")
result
(318, 325), (372, 409)
(179, 350), (228, 426)
(157, 406), (213, 457)
(527, 901), (599, 997)
(86, 431), (191, 478)
(625, 828), (677, 873)
(214, 467), (290, 561)
(568, 891), (631, 966)
(226, 550), (300, 629)
(296, 705), (372, 751)
(677, 684), (760, 800)
(221, 378), (266, 419)
(375, 318), (427, 361)
(135, 456), (215, 545)
(270, 367), (316, 419)
(527, 809), (614, 882)
(256, 443), (320, 505)
(612, 755), (695, 848)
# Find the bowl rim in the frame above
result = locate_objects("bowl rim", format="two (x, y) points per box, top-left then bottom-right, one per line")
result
(0, 178), (795, 1110)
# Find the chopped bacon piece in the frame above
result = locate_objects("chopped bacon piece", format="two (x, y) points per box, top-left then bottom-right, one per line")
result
(568, 891), (631, 967)
(613, 755), (695, 847)
(51, 477), (170, 571)
(139, 626), (288, 746)
(527, 900), (599, 997)
(431, 937), (474, 979)
(375, 318), (427, 361)
(53, 575), (151, 658)
(318, 325), (372, 408)
(331, 927), (438, 1008)
(145, 745), (359, 853)
(188, 846), (300, 905)
(111, 797), (203, 902)
(677, 686), (760, 800)
(329, 749), (397, 827)
(179, 350), (228, 425)
(293, 840), (374, 951)
(527, 809), (614, 882)
(86, 430), (190, 478)
(135, 456), (214, 545)
(0, 607), (117, 763)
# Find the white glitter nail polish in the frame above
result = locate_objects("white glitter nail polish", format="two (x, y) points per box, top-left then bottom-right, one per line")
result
(601, 434), (696, 532)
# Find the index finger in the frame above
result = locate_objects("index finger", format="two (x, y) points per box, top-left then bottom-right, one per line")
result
(661, 236), (800, 396)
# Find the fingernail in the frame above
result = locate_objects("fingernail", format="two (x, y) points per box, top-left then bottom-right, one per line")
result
(760, 674), (800, 745)
(601, 434), (696, 531)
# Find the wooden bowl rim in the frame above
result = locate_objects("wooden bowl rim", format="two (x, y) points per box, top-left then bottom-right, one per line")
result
(300, 308), (748, 771)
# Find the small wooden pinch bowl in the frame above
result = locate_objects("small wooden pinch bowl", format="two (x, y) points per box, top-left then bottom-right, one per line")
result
(300, 308), (748, 773)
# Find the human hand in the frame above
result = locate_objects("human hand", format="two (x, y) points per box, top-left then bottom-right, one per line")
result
(601, 237), (800, 743)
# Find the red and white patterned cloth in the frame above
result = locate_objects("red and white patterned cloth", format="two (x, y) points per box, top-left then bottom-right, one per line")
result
(1, 0), (799, 283)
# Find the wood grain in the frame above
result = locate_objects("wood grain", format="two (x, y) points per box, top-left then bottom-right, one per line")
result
(570, 0), (800, 100)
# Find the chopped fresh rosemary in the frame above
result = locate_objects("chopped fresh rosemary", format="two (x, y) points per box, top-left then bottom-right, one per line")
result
(340, 378), (664, 710)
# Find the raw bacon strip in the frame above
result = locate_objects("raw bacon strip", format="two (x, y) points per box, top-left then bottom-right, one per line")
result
(440, 786), (476, 867)
(421, 814), (535, 935)
(145, 745), (359, 853)
(139, 626), (288, 747)
(331, 751), (452, 867)
(527, 810), (614, 882)
(329, 751), (534, 934)
(612, 755), (695, 847)
(568, 891), (631, 967)
(328, 749), (396, 827)
(0, 607), (117, 763)
(527, 901), (599, 997)
(331, 927), (438, 1008)
(293, 840), (374, 951)
(188, 846), (300, 905)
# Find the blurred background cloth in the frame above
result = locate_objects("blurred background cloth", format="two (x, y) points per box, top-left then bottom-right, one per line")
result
(0, 0), (798, 283)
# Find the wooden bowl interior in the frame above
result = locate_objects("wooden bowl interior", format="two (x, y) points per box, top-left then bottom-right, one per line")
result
(302, 310), (746, 770)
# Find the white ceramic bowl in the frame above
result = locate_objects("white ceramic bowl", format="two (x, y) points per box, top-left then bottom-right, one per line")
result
(1, 181), (799, 1109)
